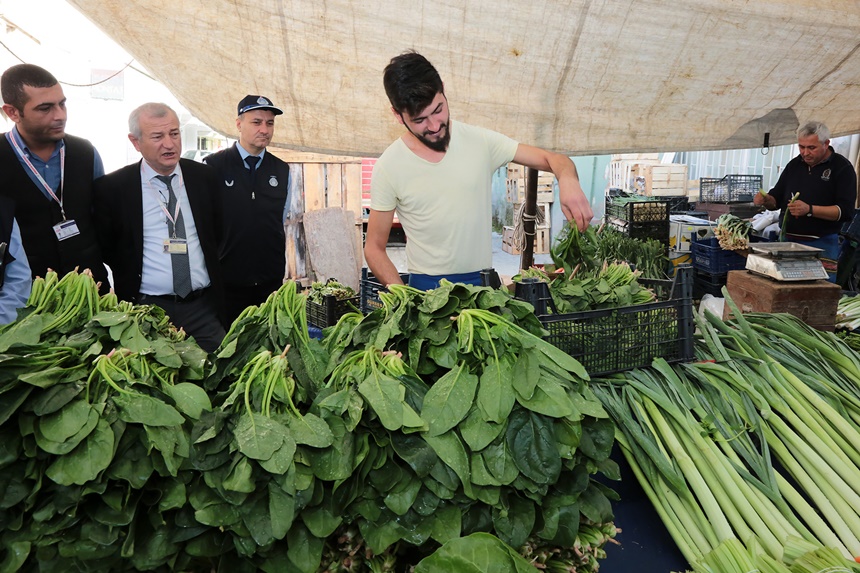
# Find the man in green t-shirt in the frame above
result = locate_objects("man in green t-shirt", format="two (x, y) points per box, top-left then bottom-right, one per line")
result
(365, 51), (593, 291)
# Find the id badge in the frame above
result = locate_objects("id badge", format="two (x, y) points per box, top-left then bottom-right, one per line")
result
(53, 219), (81, 241)
(163, 238), (188, 254)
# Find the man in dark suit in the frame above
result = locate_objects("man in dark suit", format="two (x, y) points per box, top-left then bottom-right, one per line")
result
(204, 95), (290, 323)
(93, 102), (226, 352)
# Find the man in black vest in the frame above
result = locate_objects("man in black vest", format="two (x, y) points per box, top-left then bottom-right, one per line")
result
(204, 95), (290, 323)
(0, 64), (108, 292)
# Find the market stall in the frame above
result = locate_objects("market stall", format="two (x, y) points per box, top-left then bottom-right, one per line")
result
(2, 170), (860, 572)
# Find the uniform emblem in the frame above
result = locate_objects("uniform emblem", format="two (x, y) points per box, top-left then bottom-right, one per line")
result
(269, 176), (279, 187)
(258, 96), (269, 105)
(225, 180), (234, 187)
(821, 168), (831, 182)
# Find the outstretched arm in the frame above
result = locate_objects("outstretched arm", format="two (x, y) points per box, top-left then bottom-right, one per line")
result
(512, 144), (593, 231)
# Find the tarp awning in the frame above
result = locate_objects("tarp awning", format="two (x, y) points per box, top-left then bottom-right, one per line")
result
(69, 0), (860, 157)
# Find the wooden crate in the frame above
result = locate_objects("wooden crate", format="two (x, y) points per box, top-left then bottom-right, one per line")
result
(686, 179), (700, 199)
(608, 154), (661, 190)
(513, 201), (552, 225)
(502, 225), (550, 255)
(632, 164), (688, 196)
(506, 164), (555, 203)
(723, 270), (841, 331)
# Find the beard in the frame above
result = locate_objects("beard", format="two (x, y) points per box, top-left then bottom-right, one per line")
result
(408, 122), (450, 152)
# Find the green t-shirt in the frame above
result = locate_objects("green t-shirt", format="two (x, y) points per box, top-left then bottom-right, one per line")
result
(370, 120), (518, 275)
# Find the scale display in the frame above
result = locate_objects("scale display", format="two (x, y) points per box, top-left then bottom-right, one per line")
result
(745, 242), (828, 281)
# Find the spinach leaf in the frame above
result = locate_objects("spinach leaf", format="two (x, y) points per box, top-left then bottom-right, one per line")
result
(516, 378), (576, 418)
(459, 407), (505, 452)
(492, 494), (535, 548)
(423, 431), (472, 498)
(234, 413), (287, 461)
(165, 382), (211, 420)
(481, 441), (519, 485)
(286, 522), (323, 573)
(46, 418), (115, 486)
(285, 412), (333, 448)
(506, 409), (561, 485)
(421, 363), (477, 437)
(357, 370), (404, 431)
(414, 532), (536, 573)
(113, 392), (185, 427)
(511, 348), (540, 400)
(476, 356), (515, 424)
(34, 399), (99, 454)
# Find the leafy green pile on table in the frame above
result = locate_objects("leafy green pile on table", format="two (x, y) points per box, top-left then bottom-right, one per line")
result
(0, 272), (619, 572)
(321, 280), (619, 561)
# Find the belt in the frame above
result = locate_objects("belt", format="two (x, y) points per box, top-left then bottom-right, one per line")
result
(139, 287), (209, 304)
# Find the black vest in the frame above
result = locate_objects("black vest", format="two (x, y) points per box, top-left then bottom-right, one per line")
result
(205, 146), (289, 285)
(0, 134), (108, 288)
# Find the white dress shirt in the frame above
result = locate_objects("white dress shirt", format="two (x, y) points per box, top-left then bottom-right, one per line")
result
(138, 162), (211, 295)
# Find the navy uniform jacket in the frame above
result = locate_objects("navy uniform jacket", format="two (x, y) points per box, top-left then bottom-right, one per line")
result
(204, 144), (289, 287)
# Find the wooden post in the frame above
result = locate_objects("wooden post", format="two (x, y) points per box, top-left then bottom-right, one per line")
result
(284, 165), (307, 281)
(519, 167), (538, 270)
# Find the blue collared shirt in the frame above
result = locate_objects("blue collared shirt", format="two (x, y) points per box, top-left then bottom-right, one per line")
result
(138, 162), (211, 296)
(5, 127), (105, 201)
(235, 143), (289, 223)
(0, 219), (32, 325)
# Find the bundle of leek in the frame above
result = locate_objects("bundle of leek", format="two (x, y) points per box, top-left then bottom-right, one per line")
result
(591, 293), (860, 573)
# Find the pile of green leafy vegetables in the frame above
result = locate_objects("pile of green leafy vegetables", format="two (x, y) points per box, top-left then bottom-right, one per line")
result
(550, 222), (668, 281)
(306, 280), (357, 304)
(509, 222), (669, 317)
(0, 271), (619, 572)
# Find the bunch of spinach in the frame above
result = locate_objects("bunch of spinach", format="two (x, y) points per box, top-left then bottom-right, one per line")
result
(551, 222), (668, 280)
(316, 280), (618, 561)
(0, 271), (212, 572)
(1, 272), (618, 572)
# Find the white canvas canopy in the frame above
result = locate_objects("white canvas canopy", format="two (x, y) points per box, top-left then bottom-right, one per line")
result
(69, 0), (860, 157)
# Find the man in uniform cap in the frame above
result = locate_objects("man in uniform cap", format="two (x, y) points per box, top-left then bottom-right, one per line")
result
(205, 95), (291, 323)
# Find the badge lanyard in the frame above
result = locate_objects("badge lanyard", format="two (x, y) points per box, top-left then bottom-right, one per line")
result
(9, 134), (67, 220)
(147, 175), (184, 239)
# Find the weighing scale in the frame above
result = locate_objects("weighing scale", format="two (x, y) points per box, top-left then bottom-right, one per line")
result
(744, 242), (829, 281)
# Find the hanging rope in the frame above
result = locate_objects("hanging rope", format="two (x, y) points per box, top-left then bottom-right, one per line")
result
(512, 201), (546, 251)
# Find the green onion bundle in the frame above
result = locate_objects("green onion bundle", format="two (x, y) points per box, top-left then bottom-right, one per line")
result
(837, 294), (860, 331)
(591, 292), (860, 573)
(714, 213), (752, 251)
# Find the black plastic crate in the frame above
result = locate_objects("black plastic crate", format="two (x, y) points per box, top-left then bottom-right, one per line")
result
(306, 295), (360, 328)
(693, 269), (728, 299)
(607, 218), (670, 246)
(664, 196), (691, 213)
(360, 268), (410, 313)
(699, 175), (763, 203)
(606, 198), (670, 223)
(359, 268), (504, 313)
(527, 266), (695, 377)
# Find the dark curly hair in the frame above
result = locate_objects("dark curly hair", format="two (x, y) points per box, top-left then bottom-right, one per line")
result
(383, 51), (444, 117)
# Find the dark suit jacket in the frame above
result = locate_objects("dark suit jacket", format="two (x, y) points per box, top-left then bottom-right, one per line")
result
(93, 159), (224, 311)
